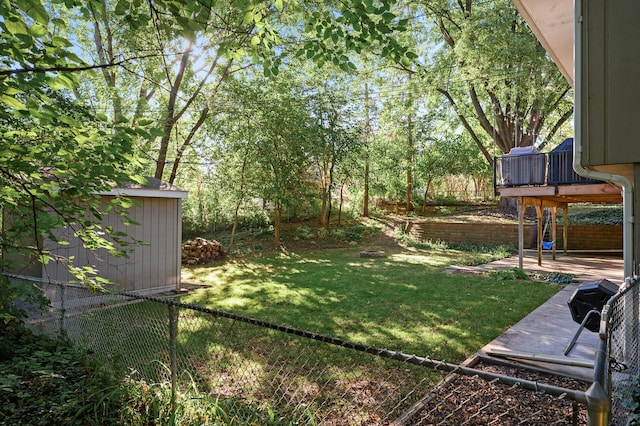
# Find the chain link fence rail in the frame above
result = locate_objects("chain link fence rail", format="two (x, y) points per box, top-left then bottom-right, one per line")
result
(15, 276), (614, 425)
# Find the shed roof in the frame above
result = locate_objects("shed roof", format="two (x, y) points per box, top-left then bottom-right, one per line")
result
(99, 176), (188, 199)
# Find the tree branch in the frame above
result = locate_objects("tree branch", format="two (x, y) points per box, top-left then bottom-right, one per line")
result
(168, 106), (209, 184)
(0, 54), (161, 76)
(437, 88), (494, 166)
(539, 107), (573, 150)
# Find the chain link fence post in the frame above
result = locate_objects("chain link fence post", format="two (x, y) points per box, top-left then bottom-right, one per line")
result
(59, 281), (66, 336)
(585, 382), (609, 425)
(168, 303), (178, 423)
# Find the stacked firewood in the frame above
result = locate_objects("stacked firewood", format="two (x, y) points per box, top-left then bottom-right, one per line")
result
(181, 238), (225, 265)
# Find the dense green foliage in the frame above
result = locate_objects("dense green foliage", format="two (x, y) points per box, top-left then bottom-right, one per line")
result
(0, 0), (150, 290)
(420, 0), (573, 159)
(0, 326), (119, 425)
(565, 207), (623, 226)
(0, 324), (292, 425)
(0, 0), (577, 256)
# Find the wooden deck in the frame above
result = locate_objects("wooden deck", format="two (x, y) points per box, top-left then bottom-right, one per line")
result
(496, 182), (623, 267)
(496, 182), (623, 204)
(454, 253), (624, 381)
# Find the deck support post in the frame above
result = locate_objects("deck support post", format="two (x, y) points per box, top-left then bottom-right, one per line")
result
(518, 197), (524, 269)
(551, 206), (558, 260)
(535, 203), (544, 266)
(563, 205), (569, 253)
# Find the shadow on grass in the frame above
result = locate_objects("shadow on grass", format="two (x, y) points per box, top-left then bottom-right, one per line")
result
(182, 247), (559, 363)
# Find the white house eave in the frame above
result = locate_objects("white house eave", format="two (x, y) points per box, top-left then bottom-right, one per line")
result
(98, 188), (188, 199)
(512, 0), (574, 86)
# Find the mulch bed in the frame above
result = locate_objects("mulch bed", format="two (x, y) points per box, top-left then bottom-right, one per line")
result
(408, 361), (589, 425)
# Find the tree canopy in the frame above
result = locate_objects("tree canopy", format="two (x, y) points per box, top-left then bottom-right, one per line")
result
(420, 0), (573, 162)
(0, 0), (574, 268)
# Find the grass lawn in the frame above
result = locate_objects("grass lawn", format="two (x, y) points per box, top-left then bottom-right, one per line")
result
(182, 246), (560, 364)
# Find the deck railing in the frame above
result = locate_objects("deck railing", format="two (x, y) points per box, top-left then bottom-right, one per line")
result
(494, 151), (602, 189)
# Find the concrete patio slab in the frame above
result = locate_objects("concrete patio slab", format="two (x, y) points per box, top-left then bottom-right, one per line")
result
(446, 251), (624, 284)
(458, 253), (624, 381)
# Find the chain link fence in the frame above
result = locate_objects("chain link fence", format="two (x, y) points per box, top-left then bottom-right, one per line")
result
(598, 276), (640, 425)
(16, 277), (618, 424)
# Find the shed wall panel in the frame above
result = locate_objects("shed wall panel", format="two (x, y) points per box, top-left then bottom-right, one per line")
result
(40, 196), (182, 293)
(149, 198), (160, 289)
(142, 199), (153, 290)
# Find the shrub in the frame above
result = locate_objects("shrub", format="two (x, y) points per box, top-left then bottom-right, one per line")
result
(293, 225), (315, 241)
(625, 376), (640, 425)
(344, 225), (373, 241)
(564, 207), (623, 226)
(545, 272), (575, 284)
(0, 327), (120, 425)
(488, 267), (529, 281)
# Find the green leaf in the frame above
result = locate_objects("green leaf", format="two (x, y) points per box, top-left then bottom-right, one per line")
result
(4, 17), (29, 35)
(149, 128), (166, 137)
(51, 36), (72, 47)
(377, 22), (391, 34)
(58, 115), (81, 127)
(342, 10), (358, 27)
(3, 87), (23, 96)
(19, 0), (50, 25)
(51, 18), (66, 28)
(405, 51), (418, 60)
(243, 11), (254, 25)
(48, 74), (77, 90)
(382, 11), (396, 24)
(29, 23), (48, 37)
(114, 0), (130, 15)
(1, 95), (26, 110)
(274, 0), (283, 11)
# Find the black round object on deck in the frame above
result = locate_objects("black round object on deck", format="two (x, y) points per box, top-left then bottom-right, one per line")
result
(567, 279), (619, 332)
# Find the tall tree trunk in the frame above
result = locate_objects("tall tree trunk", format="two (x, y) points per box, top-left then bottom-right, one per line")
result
(320, 162), (329, 226)
(273, 203), (282, 249)
(438, 88), (494, 166)
(325, 163), (335, 231)
(338, 181), (345, 226)
(422, 178), (432, 215)
(153, 49), (227, 181)
(168, 106), (209, 184)
(405, 72), (414, 213)
(228, 149), (249, 254)
(362, 81), (371, 217)
(395, 186), (400, 215)
(196, 177), (204, 226)
(88, 0), (122, 122)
